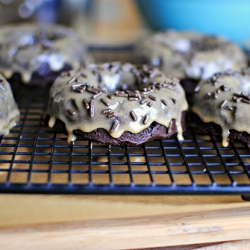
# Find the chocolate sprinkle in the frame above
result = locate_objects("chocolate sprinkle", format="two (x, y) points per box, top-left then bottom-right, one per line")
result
(233, 92), (250, 100)
(110, 119), (120, 133)
(147, 102), (153, 107)
(107, 112), (116, 118)
(74, 86), (86, 93)
(83, 99), (89, 109)
(89, 99), (95, 118)
(72, 83), (86, 90)
(220, 85), (228, 92)
(92, 92), (102, 99)
(108, 93), (114, 99)
(204, 92), (211, 100)
(161, 99), (168, 106)
(232, 96), (241, 103)
(135, 90), (141, 99)
(130, 111), (137, 121)
(140, 98), (148, 105)
(213, 92), (218, 99)
(100, 98), (110, 106)
(129, 97), (139, 101)
(220, 100), (227, 108)
(127, 91), (138, 98)
(87, 86), (99, 94)
(102, 109), (112, 114)
(115, 92), (128, 97)
(67, 76), (76, 84)
(149, 95), (157, 101)
(165, 85), (179, 93)
(171, 98), (177, 104)
(241, 99), (250, 104)
(143, 114), (149, 125)
(67, 109), (76, 116)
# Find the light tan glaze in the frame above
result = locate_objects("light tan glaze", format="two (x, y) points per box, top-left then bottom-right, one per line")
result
(0, 23), (86, 84)
(192, 70), (250, 147)
(47, 63), (188, 143)
(0, 74), (20, 135)
(138, 30), (247, 80)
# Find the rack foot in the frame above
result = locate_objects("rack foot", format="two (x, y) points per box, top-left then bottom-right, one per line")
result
(241, 195), (250, 201)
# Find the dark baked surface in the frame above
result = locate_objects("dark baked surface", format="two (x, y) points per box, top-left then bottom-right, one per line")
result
(50, 111), (186, 146)
(180, 78), (198, 95)
(180, 78), (199, 105)
(9, 63), (72, 86)
(192, 113), (250, 149)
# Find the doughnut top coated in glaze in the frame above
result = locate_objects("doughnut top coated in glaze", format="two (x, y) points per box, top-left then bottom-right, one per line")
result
(0, 23), (86, 84)
(192, 69), (250, 147)
(0, 73), (20, 135)
(137, 30), (247, 80)
(47, 62), (188, 144)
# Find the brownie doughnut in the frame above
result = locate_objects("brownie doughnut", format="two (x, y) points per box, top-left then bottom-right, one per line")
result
(137, 30), (247, 95)
(0, 23), (86, 85)
(0, 73), (20, 136)
(47, 62), (188, 145)
(192, 69), (250, 148)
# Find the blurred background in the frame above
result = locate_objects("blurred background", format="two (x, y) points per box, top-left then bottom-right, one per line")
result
(0, 0), (145, 45)
(0, 0), (250, 47)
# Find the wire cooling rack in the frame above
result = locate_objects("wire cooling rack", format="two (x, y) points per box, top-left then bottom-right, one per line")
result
(1, 46), (250, 199)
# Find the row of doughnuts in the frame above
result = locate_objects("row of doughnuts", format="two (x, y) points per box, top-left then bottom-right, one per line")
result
(1, 23), (250, 148)
(137, 30), (250, 148)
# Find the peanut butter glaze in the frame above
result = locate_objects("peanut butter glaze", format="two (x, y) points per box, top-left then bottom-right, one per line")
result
(137, 30), (247, 80)
(47, 63), (188, 144)
(0, 23), (86, 84)
(192, 69), (250, 147)
(0, 74), (20, 135)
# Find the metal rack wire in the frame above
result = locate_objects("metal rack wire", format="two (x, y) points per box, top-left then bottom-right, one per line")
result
(1, 46), (250, 198)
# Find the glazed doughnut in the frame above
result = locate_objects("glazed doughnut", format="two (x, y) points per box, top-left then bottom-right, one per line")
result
(137, 30), (247, 94)
(47, 62), (188, 145)
(192, 69), (250, 148)
(0, 73), (19, 136)
(0, 23), (86, 85)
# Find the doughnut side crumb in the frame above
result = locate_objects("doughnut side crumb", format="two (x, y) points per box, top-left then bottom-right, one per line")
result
(49, 112), (186, 146)
(192, 114), (250, 149)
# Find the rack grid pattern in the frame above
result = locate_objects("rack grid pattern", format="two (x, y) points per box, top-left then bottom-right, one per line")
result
(1, 47), (250, 197)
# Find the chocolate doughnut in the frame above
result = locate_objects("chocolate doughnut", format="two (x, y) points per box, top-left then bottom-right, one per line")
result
(47, 62), (188, 145)
(0, 73), (19, 136)
(0, 23), (87, 85)
(137, 30), (247, 95)
(192, 69), (250, 148)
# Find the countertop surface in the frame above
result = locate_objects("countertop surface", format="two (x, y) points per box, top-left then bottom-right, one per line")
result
(1, 193), (250, 249)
